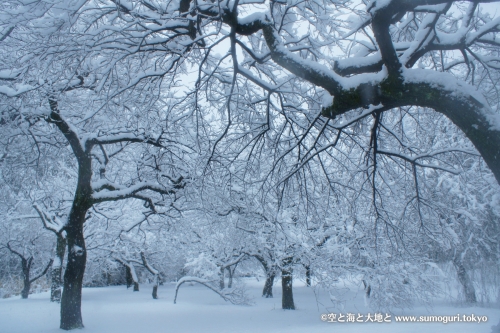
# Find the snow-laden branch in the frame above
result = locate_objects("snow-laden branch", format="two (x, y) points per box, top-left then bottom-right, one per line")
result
(140, 252), (159, 276)
(47, 99), (87, 162)
(114, 256), (139, 285)
(173, 276), (251, 305)
(32, 204), (66, 234)
(0, 84), (36, 97)
(140, 252), (161, 298)
(193, 0), (500, 184)
(92, 179), (183, 203)
(0, 68), (22, 80)
(219, 253), (246, 269)
(84, 131), (164, 148)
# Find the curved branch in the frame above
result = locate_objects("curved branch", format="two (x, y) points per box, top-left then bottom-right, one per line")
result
(173, 276), (249, 305)
(29, 259), (54, 284)
(6, 242), (24, 259)
(322, 69), (500, 183)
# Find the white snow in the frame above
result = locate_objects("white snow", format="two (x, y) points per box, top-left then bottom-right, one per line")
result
(51, 256), (62, 269)
(0, 83), (34, 97)
(402, 68), (488, 107)
(0, 68), (21, 80)
(487, 113), (500, 131)
(0, 279), (498, 333)
(238, 12), (268, 26)
(72, 245), (84, 256)
(402, 68), (500, 131)
(368, 0), (392, 13)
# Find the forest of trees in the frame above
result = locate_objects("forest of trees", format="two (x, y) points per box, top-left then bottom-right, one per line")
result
(0, 0), (499, 330)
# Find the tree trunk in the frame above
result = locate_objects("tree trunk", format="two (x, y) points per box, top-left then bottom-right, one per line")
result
(252, 254), (275, 298)
(126, 266), (133, 288)
(281, 258), (295, 310)
(140, 252), (160, 299)
(305, 265), (311, 287)
(21, 258), (31, 299)
(219, 266), (225, 289)
(453, 259), (477, 304)
(362, 280), (371, 299)
(129, 264), (139, 291)
(262, 272), (275, 298)
(152, 274), (159, 299)
(120, 261), (139, 292)
(49, 97), (93, 330)
(21, 278), (31, 299)
(50, 266), (62, 302)
(51, 232), (66, 302)
(281, 270), (295, 310)
(226, 266), (233, 288)
(60, 208), (88, 330)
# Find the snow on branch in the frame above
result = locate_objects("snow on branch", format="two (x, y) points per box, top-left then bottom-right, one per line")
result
(92, 179), (183, 203)
(173, 277), (251, 305)
(47, 99), (87, 161)
(0, 84), (36, 97)
(32, 204), (66, 234)
(141, 252), (159, 276)
(141, 252), (161, 299)
(84, 131), (165, 148)
(114, 256), (139, 285)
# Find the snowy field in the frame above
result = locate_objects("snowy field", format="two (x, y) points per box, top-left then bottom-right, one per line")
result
(1, 279), (499, 333)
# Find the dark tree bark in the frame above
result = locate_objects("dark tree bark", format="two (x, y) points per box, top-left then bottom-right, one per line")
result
(226, 266), (233, 288)
(219, 266), (225, 289)
(50, 232), (66, 302)
(305, 265), (311, 287)
(50, 99), (93, 329)
(20, 257), (32, 299)
(126, 266), (133, 289)
(117, 259), (139, 292)
(60, 210), (89, 330)
(281, 258), (295, 310)
(362, 280), (371, 299)
(262, 272), (275, 298)
(141, 252), (160, 299)
(152, 281), (158, 299)
(251, 254), (276, 298)
(453, 258), (477, 304)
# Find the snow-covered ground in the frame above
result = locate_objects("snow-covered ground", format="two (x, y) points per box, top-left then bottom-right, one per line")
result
(1, 279), (498, 333)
